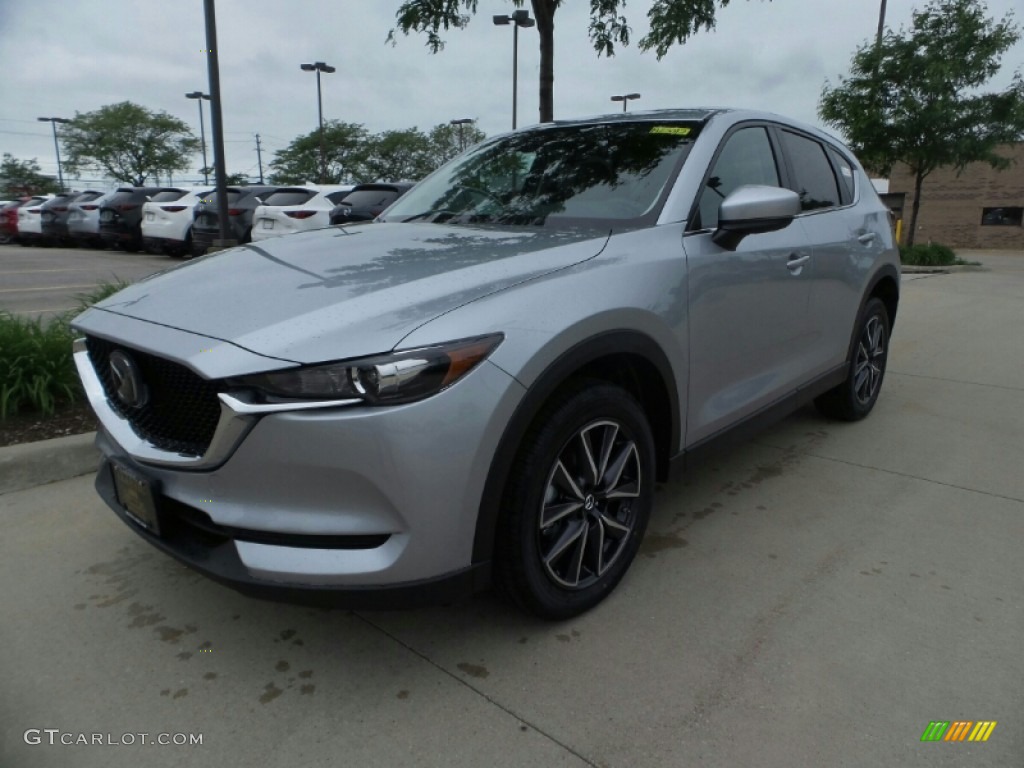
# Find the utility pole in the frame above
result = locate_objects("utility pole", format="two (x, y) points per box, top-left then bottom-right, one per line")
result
(876, 0), (887, 47)
(255, 133), (265, 184)
(204, 0), (233, 248)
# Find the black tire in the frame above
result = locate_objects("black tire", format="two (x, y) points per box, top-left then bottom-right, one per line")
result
(494, 381), (655, 620)
(815, 297), (890, 421)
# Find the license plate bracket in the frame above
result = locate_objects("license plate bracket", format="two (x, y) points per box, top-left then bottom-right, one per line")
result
(110, 460), (162, 536)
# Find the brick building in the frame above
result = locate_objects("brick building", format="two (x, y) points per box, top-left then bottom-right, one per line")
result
(888, 143), (1024, 248)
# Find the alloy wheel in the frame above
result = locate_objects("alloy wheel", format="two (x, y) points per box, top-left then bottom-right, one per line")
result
(854, 315), (886, 405)
(537, 419), (641, 589)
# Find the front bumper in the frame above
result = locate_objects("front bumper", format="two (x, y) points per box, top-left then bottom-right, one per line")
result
(94, 456), (491, 608)
(79, 330), (525, 602)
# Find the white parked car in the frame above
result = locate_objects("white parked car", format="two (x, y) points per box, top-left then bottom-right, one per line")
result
(16, 194), (53, 245)
(141, 188), (212, 257)
(68, 191), (114, 248)
(250, 185), (354, 241)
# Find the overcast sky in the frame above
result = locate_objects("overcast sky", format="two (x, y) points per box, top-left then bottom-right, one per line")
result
(1, 0), (1021, 186)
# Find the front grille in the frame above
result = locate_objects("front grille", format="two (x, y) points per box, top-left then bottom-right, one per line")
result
(86, 336), (223, 456)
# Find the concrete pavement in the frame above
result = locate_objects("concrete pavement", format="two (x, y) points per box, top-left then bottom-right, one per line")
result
(0, 243), (173, 321)
(1, 253), (1022, 767)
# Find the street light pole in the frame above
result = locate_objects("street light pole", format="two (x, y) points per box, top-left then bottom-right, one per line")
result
(185, 91), (211, 184)
(493, 10), (534, 130)
(301, 61), (336, 183)
(203, 0), (233, 248)
(37, 117), (70, 192)
(610, 93), (641, 112)
(450, 118), (474, 152)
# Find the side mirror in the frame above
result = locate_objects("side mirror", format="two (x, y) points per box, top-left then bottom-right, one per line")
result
(711, 185), (801, 250)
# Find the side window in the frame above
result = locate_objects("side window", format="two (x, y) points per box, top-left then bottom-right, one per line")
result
(695, 127), (780, 230)
(780, 130), (841, 211)
(828, 146), (856, 205)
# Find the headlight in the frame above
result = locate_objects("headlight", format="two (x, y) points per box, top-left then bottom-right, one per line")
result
(231, 334), (503, 405)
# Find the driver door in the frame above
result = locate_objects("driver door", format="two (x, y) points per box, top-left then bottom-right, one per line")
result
(683, 125), (814, 445)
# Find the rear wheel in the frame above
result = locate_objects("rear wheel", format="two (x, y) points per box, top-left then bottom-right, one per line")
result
(815, 297), (890, 421)
(494, 382), (655, 620)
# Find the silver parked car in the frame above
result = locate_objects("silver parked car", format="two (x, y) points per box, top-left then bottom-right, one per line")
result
(72, 109), (899, 619)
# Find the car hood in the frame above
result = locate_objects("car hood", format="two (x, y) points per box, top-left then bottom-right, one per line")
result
(80, 222), (608, 364)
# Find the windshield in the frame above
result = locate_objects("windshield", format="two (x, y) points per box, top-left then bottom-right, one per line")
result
(383, 121), (701, 229)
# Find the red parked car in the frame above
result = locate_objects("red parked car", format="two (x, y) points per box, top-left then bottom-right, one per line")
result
(0, 197), (30, 244)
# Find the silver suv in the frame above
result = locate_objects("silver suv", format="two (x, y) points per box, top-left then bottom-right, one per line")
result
(73, 109), (899, 619)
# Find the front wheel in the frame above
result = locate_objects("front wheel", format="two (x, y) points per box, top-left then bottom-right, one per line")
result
(494, 382), (655, 620)
(815, 297), (890, 421)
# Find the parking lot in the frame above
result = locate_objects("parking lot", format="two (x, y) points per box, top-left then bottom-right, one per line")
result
(0, 244), (174, 321)
(1, 252), (1022, 767)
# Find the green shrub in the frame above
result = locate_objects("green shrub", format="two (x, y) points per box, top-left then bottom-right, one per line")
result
(0, 312), (79, 418)
(899, 243), (957, 266)
(0, 279), (132, 419)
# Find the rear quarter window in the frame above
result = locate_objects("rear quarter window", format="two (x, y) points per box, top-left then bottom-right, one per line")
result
(827, 147), (856, 205)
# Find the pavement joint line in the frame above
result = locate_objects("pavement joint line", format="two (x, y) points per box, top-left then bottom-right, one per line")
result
(0, 268), (99, 274)
(0, 283), (100, 294)
(351, 611), (600, 768)
(888, 369), (1024, 393)
(753, 441), (1024, 505)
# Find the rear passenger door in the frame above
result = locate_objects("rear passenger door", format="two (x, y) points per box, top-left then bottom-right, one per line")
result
(683, 125), (815, 446)
(776, 129), (884, 375)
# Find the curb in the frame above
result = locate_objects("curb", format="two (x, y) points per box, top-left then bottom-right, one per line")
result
(901, 264), (988, 274)
(0, 432), (99, 496)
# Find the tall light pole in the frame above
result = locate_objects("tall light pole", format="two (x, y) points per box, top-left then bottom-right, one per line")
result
(493, 10), (534, 130)
(450, 118), (474, 152)
(300, 61), (335, 183)
(185, 91), (211, 184)
(610, 93), (641, 113)
(876, 0), (888, 47)
(203, 0), (232, 248)
(37, 117), (70, 192)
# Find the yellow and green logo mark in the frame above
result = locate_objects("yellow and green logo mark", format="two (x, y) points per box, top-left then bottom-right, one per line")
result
(921, 721), (997, 742)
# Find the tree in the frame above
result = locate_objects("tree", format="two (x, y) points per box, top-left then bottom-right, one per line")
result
(0, 154), (60, 197)
(820, 0), (1024, 246)
(199, 168), (250, 186)
(427, 122), (487, 166)
(364, 129), (436, 181)
(269, 122), (488, 185)
(268, 121), (371, 184)
(390, 1), (765, 123)
(60, 102), (200, 186)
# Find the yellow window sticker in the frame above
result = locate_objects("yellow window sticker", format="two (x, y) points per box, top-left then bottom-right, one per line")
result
(650, 125), (692, 136)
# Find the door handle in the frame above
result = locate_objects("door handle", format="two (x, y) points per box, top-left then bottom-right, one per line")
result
(857, 232), (877, 244)
(787, 253), (810, 270)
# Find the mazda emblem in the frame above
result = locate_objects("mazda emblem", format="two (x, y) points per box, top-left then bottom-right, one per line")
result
(109, 350), (149, 409)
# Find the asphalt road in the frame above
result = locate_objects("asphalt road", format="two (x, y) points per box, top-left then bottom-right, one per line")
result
(0, 244), (174, 321)
(1, 253), (1022, 767)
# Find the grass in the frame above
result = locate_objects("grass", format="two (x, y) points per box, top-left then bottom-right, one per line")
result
(0, 279), (131, 420)
(899, 243), (980, 267)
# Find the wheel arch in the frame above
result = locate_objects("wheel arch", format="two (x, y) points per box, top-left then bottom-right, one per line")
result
(842, 264), (900, 365)
(868, 265), (900, 331)
(472, 330), (680, 565)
